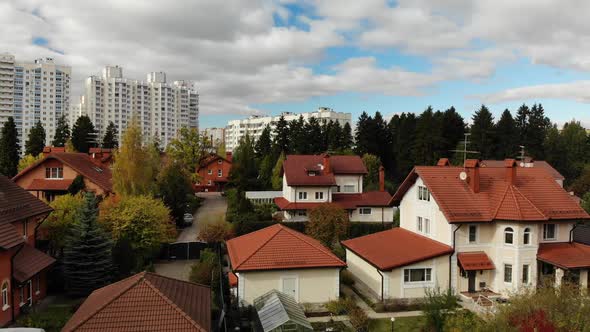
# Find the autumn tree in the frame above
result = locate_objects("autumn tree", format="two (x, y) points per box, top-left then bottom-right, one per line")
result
(42, 193), (85, 256)
(156, 162), (194, 226)
(166, 126), (208, 175)
(271, 152), (285, 190)
(198, 219), (234, 243)
(362, 153), (382, 191)
(17, 153), (43, 172)
(189, 249), (220, 287)
(306, 204), (349, 248)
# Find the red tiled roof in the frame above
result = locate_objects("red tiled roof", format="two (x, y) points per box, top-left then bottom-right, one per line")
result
(26, 178), (74, 191)
(0, 223), (23, 249)
(274, 197), (327, 211)
(537, 242), (590, 269)
(457, 251), (495, 271)
(391, 166), (589, 223)
(275, 192), (392, 211)
(13, 244), (56, 282)
(62, 272), (211, 332)
(228, 272), (238, 287)
(13, 153), (113, 193)
(481, 160), (565, 181)
(342, 228), (453, 271)
(226, 224), (346, 272)
(197, 153), (231, 170)
(282, 155), (366, 186)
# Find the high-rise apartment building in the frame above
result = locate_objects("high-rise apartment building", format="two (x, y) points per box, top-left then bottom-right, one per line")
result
(200, 127), (225, 147)
(79, 66), (198, 147)
(224, 107), (351, 152)
(0, 54), (71, 152)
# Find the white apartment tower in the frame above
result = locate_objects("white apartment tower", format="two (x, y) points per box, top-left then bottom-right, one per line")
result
(80, 66), (198, 147)
(0, 54), (71, 152)
(224, 107), (351, 152)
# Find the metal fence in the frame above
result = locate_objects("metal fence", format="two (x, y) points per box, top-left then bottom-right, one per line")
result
(159, 241), (210, 260)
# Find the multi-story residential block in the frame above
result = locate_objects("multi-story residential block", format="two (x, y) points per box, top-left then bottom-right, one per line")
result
(0, 54), (71, 152)
(224, 107), (350, 152)
(200, 127), (225, 147)
(274, 154), (395, 222)
(343, 158), (590, 307)
(79, 66), (198, 148)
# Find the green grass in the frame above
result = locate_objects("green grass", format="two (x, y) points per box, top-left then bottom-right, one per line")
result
(368, 317), (426, 332)
(312, 320), (349, 331)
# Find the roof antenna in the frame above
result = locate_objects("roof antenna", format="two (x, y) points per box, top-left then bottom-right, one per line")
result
(450, 132), (480, 166)
(518, 145), (526, 167)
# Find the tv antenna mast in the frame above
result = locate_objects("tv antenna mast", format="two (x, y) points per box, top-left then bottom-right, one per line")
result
(517, 145), (526, 166)
(450, 133), (480, 165)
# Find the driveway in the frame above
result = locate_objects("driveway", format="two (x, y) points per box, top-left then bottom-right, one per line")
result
(176, 192), (227, 242)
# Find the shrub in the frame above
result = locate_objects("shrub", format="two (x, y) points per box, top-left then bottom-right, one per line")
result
(198, 219), (234, 243)
(348, 222), (393, 239)
(306, 204), (349, 247)
(16, 305), (75, 332)
(375, 298), (424, 313)
(348, 305), (369, 332)
(423, 287), (458, 332)
(189, 249), (220, 288)
(325, 297), (355, 315)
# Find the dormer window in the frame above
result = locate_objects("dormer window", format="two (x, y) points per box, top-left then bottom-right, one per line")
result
(45, 167), (63, 179)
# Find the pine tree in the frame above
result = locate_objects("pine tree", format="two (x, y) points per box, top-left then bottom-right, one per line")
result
(0, 117), (20, 177)
(52, 115), (70, 147)
(273, 115), (289, 154)
(305, 116), (323, 154)
(515, 103), (530, 147)
(229, 134), (259, 191)
(63, 192), (113, 297)
(288, 116), (306, 154)
(394, 113), (417, 178)
(494, 109), (519, 159)
(470, 105), (496, 159)
(101, 121), (118, 149)
(71, 115), (96, 153)
(254, 125), (272, 158)
(25, 120), (46, 156)
(341, 122), (353, 151)
(440, 106), (466, 155)
(413, 107), (443, 165)
(526, 104), (550, 159)
(354, 112), (371, 155)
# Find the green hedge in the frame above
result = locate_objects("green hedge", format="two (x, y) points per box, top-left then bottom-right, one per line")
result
(348, 222), (393, 239)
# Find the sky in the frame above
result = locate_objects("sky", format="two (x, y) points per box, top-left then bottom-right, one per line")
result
(2, 0), (590, 129)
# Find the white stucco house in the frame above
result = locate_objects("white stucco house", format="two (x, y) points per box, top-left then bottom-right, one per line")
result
(343, 158), (590, 306)
(274, 154), (395, 223)
(226, 224), (346, 306)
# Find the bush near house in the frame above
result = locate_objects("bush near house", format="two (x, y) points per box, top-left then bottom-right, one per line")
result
(16, 304), (77, 332)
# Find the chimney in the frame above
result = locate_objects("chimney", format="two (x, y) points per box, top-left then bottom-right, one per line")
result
(379, 166), (385, 192)
(504, 159), (517, 185)
(323, 154), (331, 174)
(226, 152), (232, 162)
(437, 158), (450, 166)
(42, 146), (52, 156)
(464, 159), (480, 193)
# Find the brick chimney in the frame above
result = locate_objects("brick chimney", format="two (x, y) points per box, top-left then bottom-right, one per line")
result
(437, 158), (450, 166)
(323, 154), (331, 174)
(504, 159), (517, 185)
(379, 166), (385, 192)
(226, 152), (232, 162)
(464, 159), (480, 193)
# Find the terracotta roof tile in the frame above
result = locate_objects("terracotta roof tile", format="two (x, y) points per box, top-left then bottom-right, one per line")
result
(26, 178), (74, 191)
(537, 242), (590, 269)
(275, 192), (391, 211)
(342, 228), (453, 271)
(62, 272), (211, 332)
(391, 166), (589, 223)
(457, 251), (495, 271)
(0, 223), (23, 249)
(274, 197), (325, 211)
(481, 159), (565, 181)
(282, 155), (366, 186)
(227, 224), (346, 272)
(0, 175), (52, 228)
(13, 244), (56, 282)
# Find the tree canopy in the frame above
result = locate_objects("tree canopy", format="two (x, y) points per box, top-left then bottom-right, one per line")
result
(0, 117), (20, 177)
(101, 121), (119, 149)
(71, 115), (96, 153)
(52, 115), (70, 147)
(25, 120), (46, 156)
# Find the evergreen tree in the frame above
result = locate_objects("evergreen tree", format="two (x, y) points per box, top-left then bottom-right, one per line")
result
(101, 121), (118, 149)
(273, 115), (289, 154)
(394, 113), (417, 178)
(63, 192), (113, 297)
(526, 104), (550, 159)
(0, 117), (20, 177)
(327, 120), (342, 151)
(271, 152), (285, 190)
(254, 125), (272, 158)
(494, 109), (519, 159)
(52, 115), (70, 147)
(413, 107), (443, 165)
(440, 106), (466, 155)
(288, 116), (306, 154)
(469, 105), (496, 159)
(305, 117), (323, 154)
(228, 134), (259, 191)
(374, 111), (394, 171)
(515, 103), (530, 148)
(157, 163), (193, 226)
(341, 122), (353, 151)
(362, 153), (382, 191)
(544, 124), (567, 178)
(25, 120), (46, 156)
(71, 115), (96, 153)
(354, 112), (371, 155)
(258, 154), (274, 190)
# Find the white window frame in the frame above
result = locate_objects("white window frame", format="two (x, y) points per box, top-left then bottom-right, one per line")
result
(504, 227), (514, 245)
(522, 264), (530, 285)
(418, 186), (430, 201)
(315, 192), (324, 200)
(504, 264), (513, 283)
(359, 208), (372, 215)
(417, 217), (423, 232)
(424, 218), (431, 234)
(403, 268), (432, 283)
(217, 169), (222, 177)
(523, 228), (531, 245)
(298, 192), (307, 200)
(1, 281), (8, 311)
(45, 167), (63, 179)
(207, 180), (212, 185)
(207, 169), (212, 175)
(543, 224), (557, 241)
(468, 225), (477, 243)
(343, 185), (355, 193)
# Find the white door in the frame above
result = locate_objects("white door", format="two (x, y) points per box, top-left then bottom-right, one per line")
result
(282, 277), (298, 300)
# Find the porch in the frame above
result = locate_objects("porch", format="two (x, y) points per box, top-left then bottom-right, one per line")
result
(537, 242), (590, 289)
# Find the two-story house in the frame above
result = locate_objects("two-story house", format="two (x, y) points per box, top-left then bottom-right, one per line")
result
(343, 159), (590, 304)
(194, 152), (232, 192)
(12, 147), (113, 201)
(274, 154), (394, 222)
(0, 176), (55, 327)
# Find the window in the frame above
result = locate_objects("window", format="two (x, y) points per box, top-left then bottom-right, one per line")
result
(468, 225), (477, 243)
(504, 227), (514, 244)
(418, 186), (430, 201)
(359, 208), (371, 215)
(523, 228), (531, 245)
(1, 282), (8, 309)
(298, 192), (307, 200)
(207, 180), (212, 185)
(417, 217), (430, 234)
(522, 264), (529, 284)
(217, 169), (222, 177)
(217, 159), (222, 164)
(343, 185), (355, 193)
(45, 167), (63, 179)
(404, 268), (432, 283)
(504, 264), (512, 283)
(543, 224), (556, 240)
(315, 192), (324, 200)
(297, 210), (306, 217)
(424, 218), (431, 234)
(417, 217), (423, 232)
(208, 169), (212, 174)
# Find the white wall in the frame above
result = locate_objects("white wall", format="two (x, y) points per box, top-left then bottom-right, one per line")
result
(349, 207), (396, 223)
(345, 249), (383, 299)
(335, 175), (362, 193)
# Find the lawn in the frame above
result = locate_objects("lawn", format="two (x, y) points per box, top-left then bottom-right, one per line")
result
(15, 298), (80, 332)
(368, 316), (426, 332)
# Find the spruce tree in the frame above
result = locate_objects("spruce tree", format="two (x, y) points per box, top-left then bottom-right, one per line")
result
(526, 104), (550, 159)
(440, 106), (466, 155)
(288, 116), (306, 154)
(341, 122), (353, 151)
(254, 125), (272, 158)
(273, 115), (289, 154)
(495, 109), (519, 159)
(71, 115), (96, 153)
(470, 105), (496, 159)
(305, 116), (323, 154)
(52, 115), (70, 147)
(25, 120), (46, 156)
(413, 107), (442, 165)
(101, 121), (118, 149)
(63, 192), (113, 297)
(0, 117), (20, 177)
(394, 113), (417, 177)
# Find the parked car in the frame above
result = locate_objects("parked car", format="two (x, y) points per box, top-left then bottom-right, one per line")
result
(183, 213), (194, 226)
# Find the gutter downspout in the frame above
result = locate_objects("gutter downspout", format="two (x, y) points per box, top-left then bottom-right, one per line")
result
(449, 224), (462, 291)
(10, 243), (24, 324)
(570, 222), (578, 243)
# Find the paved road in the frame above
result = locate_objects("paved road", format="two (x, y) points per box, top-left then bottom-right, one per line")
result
(176, 192), (227, 242)
(154, 192), (227, 281)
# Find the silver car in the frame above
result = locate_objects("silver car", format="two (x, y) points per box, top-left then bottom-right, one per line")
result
(183, 213), (194, 225)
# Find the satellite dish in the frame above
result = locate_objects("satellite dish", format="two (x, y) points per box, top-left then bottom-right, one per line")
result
(519, 162), (525, 167)
(459, 171), (468, 181)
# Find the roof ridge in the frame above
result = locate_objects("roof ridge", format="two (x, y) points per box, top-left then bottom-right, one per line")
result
(491, 185), (511, 220)
(512, 185), (548, 220)
(67, 272), (146, 331)
(143, 275), (207, 332)
(509, 186), (524, 220)
(234, 224), (283, 270)
(144, 271), (210, 289)
(279, 225), (345, 265)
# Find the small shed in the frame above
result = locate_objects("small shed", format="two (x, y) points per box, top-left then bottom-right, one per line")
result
(254, 290), (313, 332)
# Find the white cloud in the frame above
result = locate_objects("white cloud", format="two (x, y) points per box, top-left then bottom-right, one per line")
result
(475, 81), (590, 104)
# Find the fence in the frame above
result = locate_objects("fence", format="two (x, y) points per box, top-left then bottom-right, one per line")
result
(159, 241), (210, 260)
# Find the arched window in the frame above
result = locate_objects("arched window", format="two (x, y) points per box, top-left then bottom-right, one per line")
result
(523, 228), (531, 245)
(504, 227), (514, 244)
(1, 281), (8, 308)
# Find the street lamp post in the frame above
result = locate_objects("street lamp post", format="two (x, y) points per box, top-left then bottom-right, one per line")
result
(390, 317), (395, 332)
